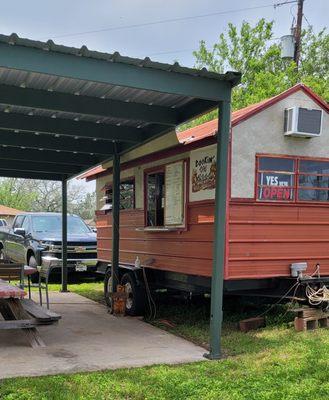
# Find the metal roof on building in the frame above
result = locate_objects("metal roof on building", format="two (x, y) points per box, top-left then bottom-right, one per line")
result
(0, 32), (240, 181)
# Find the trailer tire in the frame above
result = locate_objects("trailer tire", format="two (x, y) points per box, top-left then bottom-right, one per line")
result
(121, 272), (145, 316)
(104, 269), (113, 312)
(28, 255), (39, 283)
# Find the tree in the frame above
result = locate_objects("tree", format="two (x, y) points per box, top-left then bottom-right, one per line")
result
(187, 19), (328, 129)
(70, 192), (96, 220)
(0, 178), (96, 220)
(0, 178), (37, 211)
(30, 180), (87, 214)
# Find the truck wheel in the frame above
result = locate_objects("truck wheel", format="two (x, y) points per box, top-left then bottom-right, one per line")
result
(104, 269), (113, 311)
(28, 255), (39, 283)
(0, 247), (5, 260)
(121, 273), (145, 316)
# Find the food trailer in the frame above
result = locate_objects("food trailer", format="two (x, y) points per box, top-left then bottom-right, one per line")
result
(82, 83), (329, 314)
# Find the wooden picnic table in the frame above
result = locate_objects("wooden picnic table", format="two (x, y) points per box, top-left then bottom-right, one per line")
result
(0, 279), (60, 348)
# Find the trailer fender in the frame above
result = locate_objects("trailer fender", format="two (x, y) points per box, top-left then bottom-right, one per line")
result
(102, 263), (143, 287)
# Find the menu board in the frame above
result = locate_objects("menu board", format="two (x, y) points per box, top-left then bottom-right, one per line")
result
(164, 161), (184, 226)
(189, 145), (217, 201)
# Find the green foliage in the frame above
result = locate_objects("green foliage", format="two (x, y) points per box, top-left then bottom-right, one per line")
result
(70, 191), (96, 220)
(0, 178), (37, 211)
(0, 178), (96, 220)
(184, 19), (329, 130)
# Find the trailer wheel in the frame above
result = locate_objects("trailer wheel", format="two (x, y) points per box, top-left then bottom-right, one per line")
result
(121, 272), (145, 316)
(104, 269), (113, 311)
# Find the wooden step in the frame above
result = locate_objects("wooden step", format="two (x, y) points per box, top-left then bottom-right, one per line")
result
(21, 299), (61, 322)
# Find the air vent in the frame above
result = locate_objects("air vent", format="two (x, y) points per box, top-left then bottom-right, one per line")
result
(284, 107), (322, 138)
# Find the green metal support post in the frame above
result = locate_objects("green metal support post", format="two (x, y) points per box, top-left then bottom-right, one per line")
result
(61, 177), (68, 292)
(111, 143), (120, 296)
(206, 100), (231, 359)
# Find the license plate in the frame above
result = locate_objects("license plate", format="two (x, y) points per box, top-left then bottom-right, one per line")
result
(75, 263), (87, 272)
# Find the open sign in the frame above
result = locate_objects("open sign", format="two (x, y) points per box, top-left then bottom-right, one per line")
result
(262, 186), (292, 200)
(258, 172), (294, 201)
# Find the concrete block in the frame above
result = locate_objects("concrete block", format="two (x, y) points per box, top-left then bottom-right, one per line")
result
(239, 317), (266, 333)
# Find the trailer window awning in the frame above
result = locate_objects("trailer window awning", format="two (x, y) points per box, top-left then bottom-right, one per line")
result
(0, 33), (240, 181)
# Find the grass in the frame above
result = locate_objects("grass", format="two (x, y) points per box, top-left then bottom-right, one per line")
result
(44, 280), (104, 304)
(1, 281), (329, 399)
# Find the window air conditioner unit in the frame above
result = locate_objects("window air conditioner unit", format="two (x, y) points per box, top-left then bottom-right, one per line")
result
(284, 107), (322, 138)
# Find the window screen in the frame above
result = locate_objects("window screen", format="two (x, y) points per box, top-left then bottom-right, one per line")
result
(104, 179), (135, 211)
(146, 171), (165, 226)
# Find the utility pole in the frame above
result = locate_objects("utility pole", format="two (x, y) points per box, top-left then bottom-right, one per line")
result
(294, 0), (304, 68)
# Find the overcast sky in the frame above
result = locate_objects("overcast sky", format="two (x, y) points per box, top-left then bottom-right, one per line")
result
(1, 0), (327, 66)
(1, 0), (327, 191)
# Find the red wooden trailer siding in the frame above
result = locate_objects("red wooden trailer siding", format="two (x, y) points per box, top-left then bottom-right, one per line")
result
(229, 201), (329, 279)
(96, 199), (329, 282)
(96, 203), (214, 277)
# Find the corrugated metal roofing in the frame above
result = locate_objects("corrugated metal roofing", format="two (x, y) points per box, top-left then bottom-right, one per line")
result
(0, 33), (239, 83)
(0, 32), (240, 180)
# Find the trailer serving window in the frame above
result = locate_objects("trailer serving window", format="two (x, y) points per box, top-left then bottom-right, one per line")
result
(145, 160), (187, 228)
(102, 178), (135, 212)
(257, 155), (329, 203)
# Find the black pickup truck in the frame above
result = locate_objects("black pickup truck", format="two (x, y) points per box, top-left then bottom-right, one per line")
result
(0, 212), (97, 276)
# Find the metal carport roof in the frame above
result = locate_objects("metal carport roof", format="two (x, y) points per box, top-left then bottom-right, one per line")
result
(0, 32), (241, 360)
(0, 32), (240, 180)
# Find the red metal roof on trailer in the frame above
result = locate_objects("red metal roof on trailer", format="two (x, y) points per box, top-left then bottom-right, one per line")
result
(178, 83), (329, 144)
(79, 83), (328, 180)
(79, 165), (106, 180)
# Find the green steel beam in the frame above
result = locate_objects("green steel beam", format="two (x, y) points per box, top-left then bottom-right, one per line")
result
(0, 112), (153, 143)
(206, 100), (231, 360)
(0, 146), (100, 166)
(61, 177), (68, 292)
(0, 84), (177, 126)
(0, 42), (234, 101)
(0, 159), (81, 174)
(0, 169), (64, 180)
(0, 130), (115, 155)
(111, 144), (120, 297)
(177, 99), (218, 125)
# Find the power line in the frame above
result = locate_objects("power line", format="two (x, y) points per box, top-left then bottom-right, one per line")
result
(149, 48), (195, 57)
(303, 14), (312, 28)
(39, 2), (297, 40)
(148, 35), (282, 58)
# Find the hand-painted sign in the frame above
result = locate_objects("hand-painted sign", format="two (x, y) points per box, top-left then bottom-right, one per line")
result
(190, 145), (217, 201)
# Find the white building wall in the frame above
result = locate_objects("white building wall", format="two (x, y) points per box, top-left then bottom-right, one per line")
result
(231, 91), (329, 198)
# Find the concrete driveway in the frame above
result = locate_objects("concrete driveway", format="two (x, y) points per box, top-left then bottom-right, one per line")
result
(0, 292), (205, 379)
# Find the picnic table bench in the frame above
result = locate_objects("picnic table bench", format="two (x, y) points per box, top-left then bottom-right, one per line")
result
(0, 279), (61, 348)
